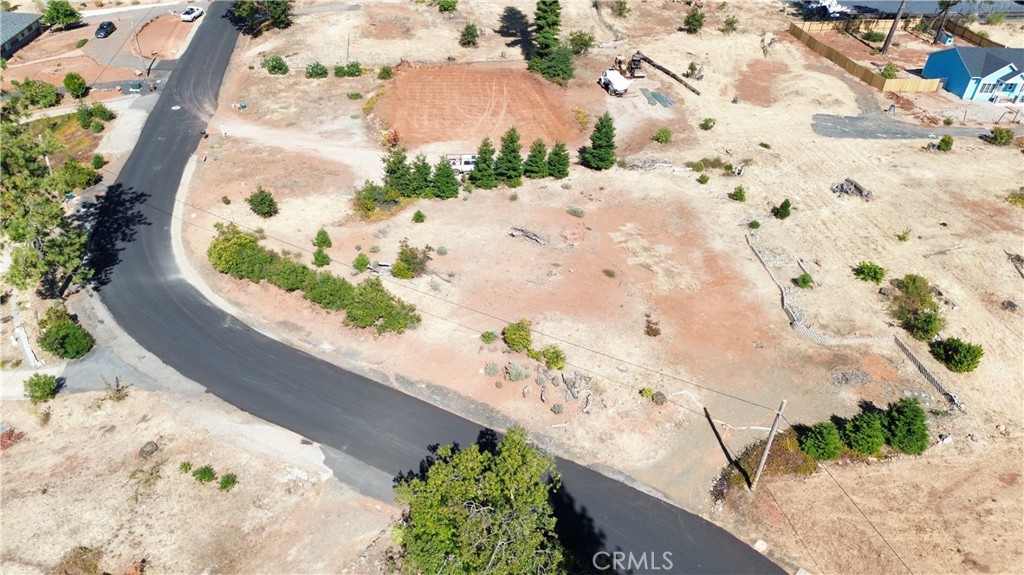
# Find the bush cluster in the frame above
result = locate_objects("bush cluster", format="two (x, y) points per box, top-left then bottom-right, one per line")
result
(335, 61), (362, 78)
(794, 273), (813, 288)
(11, 78), (61, 108)
(683, 7), (704, 33)
(891, 274), (944, 341)
(246, 186), (279, 218)
(206, 224), (420, 334)
(38, 306), (94, 359)
(24, 373), (58, 404)
(852, 261), (885, 284)
(75, 101), (115, 129)
(459, 23), (478, 47)
(63, 72), (88, 99)
(392, 239), (433, 279)
(771, 198), (791, 219)
(800, 398), (930, 460)
(261, 55), (289, 75)
(929, 337), (984, 373)
(502, 319), (532, 352)
(698, 117), (716, 131)
(377, 65), (394, 80)
(727, 186), (745, 202)
(652, 127), (672, 144)
(527, 344), (566, 370)
(862, 30), (885, 42)
(305, 61), (328, 79)
(937, 134), (953, 152)
(988, 127), (1014, 146)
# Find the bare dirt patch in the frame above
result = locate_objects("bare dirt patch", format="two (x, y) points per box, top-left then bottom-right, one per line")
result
(813, 30), (939, 73)
(373, 63), (583, 147)
(736, 60), (790, 107)
(135, 14), (194, 61)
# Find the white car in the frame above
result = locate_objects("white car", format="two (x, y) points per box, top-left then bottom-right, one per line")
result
(181, 6), (204, 22)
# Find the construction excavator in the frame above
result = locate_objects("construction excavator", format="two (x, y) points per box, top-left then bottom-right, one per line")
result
(614, 51), (701, 96)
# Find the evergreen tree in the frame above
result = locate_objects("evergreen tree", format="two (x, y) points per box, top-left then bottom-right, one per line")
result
(382, 147), (413, 197)
(1, 98), (91, 295)
(394, 427), (565, 574)
(883, 398), (930, 455)
(534, 0), (562, 60)
(523, 139), (548, 179)
(409, 154), (434, 197)
(432, 157), (460, 199)
(580, 112), (616, 170)
(546, 141), (570, 179)
(494, 127), (524, 187)
(469, 137), (497, 189)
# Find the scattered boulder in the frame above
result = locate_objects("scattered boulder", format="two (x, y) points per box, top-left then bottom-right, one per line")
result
(138, 441), (159, 459)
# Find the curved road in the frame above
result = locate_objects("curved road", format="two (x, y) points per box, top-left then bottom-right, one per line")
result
(93, 4), (783, 574)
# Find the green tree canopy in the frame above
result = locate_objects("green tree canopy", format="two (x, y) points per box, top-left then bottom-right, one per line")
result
(523, 139), (548, 179)
(62, 72), (88, 99)
(409, 153), (434, 197)
(580, 112), (616, 170)
(42, 0), (82, 30)
(469, 137), (497, 189)
(546, 141), (570, 179)
(1, 98), (92, 295)
(382, 146), (413, 196)
(495, 127), (524, 187)
(883, 398), (930, 455)
(394, 427), (565, 574)
(534, 0), (562, 60)
(229, 0), (292, 34)
(432, 157), (460, 199)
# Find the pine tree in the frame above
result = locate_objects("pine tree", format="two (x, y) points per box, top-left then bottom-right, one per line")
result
(495, 127), (524, 187)
(382, 147), (413, 197)
(580, 112), (616, 170)
(546, 141), (570, 179)
(523, 139), (548, 179)
(469, 137), (497, 189)
(409, 154), (434, 197)
(534, 0), (562, 60)
(432, 157), (460, 199)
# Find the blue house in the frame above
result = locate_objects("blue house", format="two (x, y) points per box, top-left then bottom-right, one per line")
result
(1, 12), (43, 59)
(922, 47), (1024, 103)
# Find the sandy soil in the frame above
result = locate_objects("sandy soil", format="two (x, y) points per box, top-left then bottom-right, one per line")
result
(0, 390), (394, 574)
(813, 29), (937, 72)
(22, 1), (1019, 573)
(134, 13), (194, 60)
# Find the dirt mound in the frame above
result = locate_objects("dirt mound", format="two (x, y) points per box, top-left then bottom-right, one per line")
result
(373, 63), (582, 147)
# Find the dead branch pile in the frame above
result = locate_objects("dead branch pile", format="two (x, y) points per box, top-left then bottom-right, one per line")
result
(831, 178), (873, 200)
(509, 227), (546, 245)
(626, 157), (673, 171)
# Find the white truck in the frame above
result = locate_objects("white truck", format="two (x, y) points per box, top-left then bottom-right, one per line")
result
(598, 69), (631, 96)
(447, 154), (477, 175)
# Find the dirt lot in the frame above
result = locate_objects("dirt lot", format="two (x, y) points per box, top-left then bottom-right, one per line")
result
(813, 29), (938, 73)
(14, 1), (1022, 572)
(0, 390), (393, 574)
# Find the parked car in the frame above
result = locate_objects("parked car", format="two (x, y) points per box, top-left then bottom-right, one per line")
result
(180, 6), (204, 22)
(598, 69), (630, 96)
(95, 21), (116, 38)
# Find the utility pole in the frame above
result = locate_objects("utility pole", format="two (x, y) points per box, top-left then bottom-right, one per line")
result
(751, 400), (787, 491)
(881, 0), (908, 55)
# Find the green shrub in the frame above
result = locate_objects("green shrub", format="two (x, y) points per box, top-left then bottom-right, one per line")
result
(883, 398), (929, 455)
(984, 12), (1006, 25)
(1008, 192), (1024, 208)
(800, 421), (842, 460)
(612, 0), (630, 17)
(192, 465), (217, 483)
(727, 185), (745, 201)
(347, 91), (363, 100)
(652, 127), (672, 143)
(862, 30), (886, 42)
(771, 198), (791, 219)
(943, 117), (954, 126)
(90, 120), (104, 133)
(206, 224), (277, 281)
(568, 29), (595, 55)
(758, 142), (771, 149)
(24, 373), (58, 404)
(261, 55), (289, 75)
(269, 258), (312, 292)
(395, 239), (432, 278)
(988, 127), (1014, 146)
(303, 272), (354, 310)
(853, 261), (886, 284)
(459, 23), (478, 47)
(879, 62), (898, 79)
(392, 261), (413, 279)
(842, 412), (885, 455)
(90, 102), (115, 121)
(179, 461), (193, 474)
(484, 362), (499, 376)
(305, 61), (328, 79)
(344, 277), (421, 334)
(62, 72), (88, 98)
(246, 186), (279, 218)
(683, 7), (705, 33)
(75, 38), (88, 49)
(748, 220), (760, 229)
(39, 320), (94, 359)
(639, 387), (654, 399)
(377, 65), (393, 80)
(12, 78), (60, 108)
(722, 15), (738, 33)
(412, 210), (426, 223)
(929, 338), (984, 373)
(90, 154), (105, 169)
(55, 158), (99, 190)
(314, 228), (332, 248)
(897, 228), (912, 241)
(437, 0), (457, 12)
(602, 269), (616, 278)
(794, 273), (813, 288)
(480, 331), (497, 344)
(904, 309), (945, 341)
(529, 344), (566, 370)
(503, 319), (532, 352)
(697, 174), (710, 184)
(551, 403), (564, 414)
(353, 253), (370, 273)
(699, 117), (716, 130)
(335, 61), (363, 77)
(218, 473), (238, 491)
(312, 247), (331, 267)
(937, 134), (953, 152)
(566, 205), (584, 218)
(892, 274), (944, 340)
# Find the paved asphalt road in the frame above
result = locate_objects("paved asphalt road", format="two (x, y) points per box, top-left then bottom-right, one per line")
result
(93, 3), (783, 573)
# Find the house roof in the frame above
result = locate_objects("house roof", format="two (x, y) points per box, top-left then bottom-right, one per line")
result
(951, 47), (1024, 79)
(1, 12), (42, 46)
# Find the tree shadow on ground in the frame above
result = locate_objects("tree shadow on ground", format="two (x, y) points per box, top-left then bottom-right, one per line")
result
(80, 183), (151, 290)
(497, 6), (534, 60)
